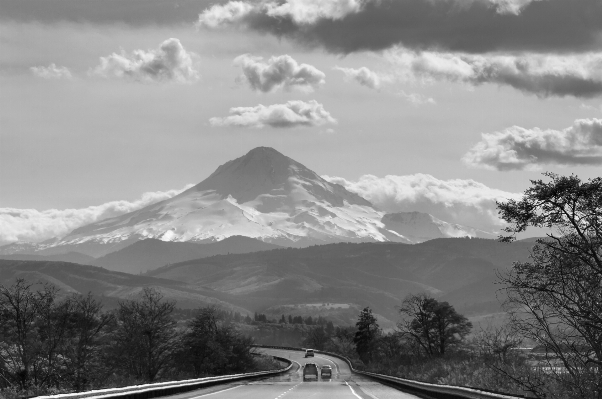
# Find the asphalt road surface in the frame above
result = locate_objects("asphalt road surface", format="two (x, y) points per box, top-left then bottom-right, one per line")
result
(163, 348), (419, 399)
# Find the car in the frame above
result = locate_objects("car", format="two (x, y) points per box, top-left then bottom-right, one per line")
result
(320, 365), (332, 378)
(304, 349), (314, 358)
(303, 363), (319, 381)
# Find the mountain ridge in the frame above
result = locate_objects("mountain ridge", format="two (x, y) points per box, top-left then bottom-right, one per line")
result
(0, 147), (498, 258)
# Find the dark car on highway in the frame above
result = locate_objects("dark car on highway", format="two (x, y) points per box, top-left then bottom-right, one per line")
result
(303, 363), (319, 381)
(320, 365), (332, 379)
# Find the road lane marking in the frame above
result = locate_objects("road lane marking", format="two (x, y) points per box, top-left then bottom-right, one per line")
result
(273, 382), (301, 399)
(345, 381), (363, 399)
(189, 385), (242, 398)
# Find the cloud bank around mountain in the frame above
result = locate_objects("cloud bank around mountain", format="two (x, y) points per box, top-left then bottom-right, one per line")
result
(0, 184), (193, 245)
(323, 173), (519, 230)
(386, 49), (602, 98)
(463, 118), (602, 170)
(209, 100), (337, 128)
(235, 54), (325, 92)
(333, 66), (381, 89)
(90, 38), (199, 83)
(197, 0), (602, 54)
(31, 63), (73, 79)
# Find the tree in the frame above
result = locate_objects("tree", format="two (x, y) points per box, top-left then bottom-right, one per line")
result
(398, 294), (472, 357)
(63, 293), (113, 391)
(179, 307), (254, 377)
(302, 326), (330, 350)
(113, 288), (177, 382)
(35, 283), (72, 389)
(0, 279), (41, 390)
(354, 307), (379, 364)
(497, 173), (602, 399)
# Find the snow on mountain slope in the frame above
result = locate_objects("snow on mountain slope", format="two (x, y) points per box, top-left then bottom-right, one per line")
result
(0, 148), (499, 257)
(23, 147), (409, 254)
(382, 212), (496, 242)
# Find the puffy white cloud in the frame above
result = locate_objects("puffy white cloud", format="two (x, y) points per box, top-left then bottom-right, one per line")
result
(197, 1), (255, 28)
(235, 54), (325, 92)
(487, 0), (543, 15)
(30, 63), (72, 79)
(0, 184), (193, 245)
(333, 66), (381, 89)
(386, 49), (602, 98)
(396, 90), (436, 106)
(263, 0), (364, 24)
(91, 38), (199, 83)
(209, 100), (337, 128)
(463, 118), (602, 171)
(324, 174), (519, 230)
(197, 0), (364, 28)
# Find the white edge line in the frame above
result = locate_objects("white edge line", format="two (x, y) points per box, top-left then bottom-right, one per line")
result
(189, 385), (243, 398)
(345, 381), (362, 399)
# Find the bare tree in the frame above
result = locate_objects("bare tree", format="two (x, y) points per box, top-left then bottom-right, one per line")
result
(114, 288), (177, 382)
(498, 172), (602, 399)
(0, 279), (41, 390)
(63, 293), (113, 391)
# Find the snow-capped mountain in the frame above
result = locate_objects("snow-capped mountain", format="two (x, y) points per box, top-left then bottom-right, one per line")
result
(382, 212), (496, 242)
(0, 147), (495, 257)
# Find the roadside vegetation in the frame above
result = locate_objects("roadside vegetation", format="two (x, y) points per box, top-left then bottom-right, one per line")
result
(0, 284), (280, 399)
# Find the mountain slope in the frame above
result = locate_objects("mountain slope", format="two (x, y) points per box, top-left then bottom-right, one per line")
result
(93, 236), (281, 274)
(0, 239), (536, 326)
(5, 147), (409, 256)
(0, 147), (501, 259)
(0, 259), (252, 313)
(0, 252), (96, 264)
(382, 212), (496, 242)
(147, 238), (534, 323)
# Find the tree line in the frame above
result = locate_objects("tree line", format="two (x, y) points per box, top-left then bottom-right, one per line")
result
(0, 283), (273, 398)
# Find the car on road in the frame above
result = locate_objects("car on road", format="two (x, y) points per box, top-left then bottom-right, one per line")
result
(320, 365), (332, 378)
(303, 363), (319, 381)
(304, 349), (314, 358)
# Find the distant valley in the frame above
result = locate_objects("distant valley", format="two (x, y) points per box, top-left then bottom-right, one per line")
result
(0, 238), (534, 327)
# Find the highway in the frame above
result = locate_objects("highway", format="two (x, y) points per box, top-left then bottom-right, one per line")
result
(163, 348), (419, 399)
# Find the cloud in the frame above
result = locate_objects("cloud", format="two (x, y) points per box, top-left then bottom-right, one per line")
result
(324, 174), (519, 230)
(30, 63), (72, 79)
(463, 118), (602, 171)
(234, 54), (325, 92)
(209, 100), (337, 128)
(386, 49), (602, 98)
(90, 38), (199, 83)
(198, 0), (364, 28)
(580, 103), (602, 112)
(333, 66), (381, 89)
(0, 184), (194, 245)
(197, 0), (602, 54)
(396, 90), (436, 105)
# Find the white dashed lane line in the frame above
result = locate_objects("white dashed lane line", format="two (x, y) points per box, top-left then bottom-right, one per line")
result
(273, 382), (301, 399)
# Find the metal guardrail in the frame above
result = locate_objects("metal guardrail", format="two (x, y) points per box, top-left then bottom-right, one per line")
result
(32, 356), (292, 399)
(253, 345), (529, 399)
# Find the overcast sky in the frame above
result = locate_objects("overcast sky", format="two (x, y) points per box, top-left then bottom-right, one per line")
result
(1, 0), (601, 244)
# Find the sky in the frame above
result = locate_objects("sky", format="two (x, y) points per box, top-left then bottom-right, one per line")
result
(1, 0), (601, 245)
